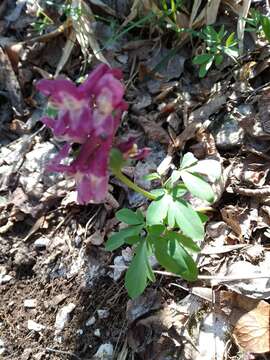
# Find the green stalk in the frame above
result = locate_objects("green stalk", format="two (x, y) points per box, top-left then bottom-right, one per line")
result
(113, 170), (157, 201)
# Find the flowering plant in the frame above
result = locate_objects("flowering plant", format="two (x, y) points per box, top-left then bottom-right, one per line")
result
(38, 64), (220, 298)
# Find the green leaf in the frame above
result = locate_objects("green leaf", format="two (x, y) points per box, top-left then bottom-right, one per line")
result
(146, 194), (171, 225)
(172, 184), (187, 198)
(150, 188), (165, 197)
(154, 236), (198, 280)
(187, 160), (221, 181)
(218, 25), (226, 40)
(170, 170), (182, 184)
(262, 15), (270, 41)
(180, 152), (198, 169)
(147, 224), (166, 238)
(199, 56), (214, 78)
(125, 235), (141, 245)
(215, 54), (223, 66)
(198, 212), (209, 224)
(116, 208), (144, 225)
(167, 202), (176, 228)
(105, 224), (144, 251)
(225, 32), (236, 47)
(180, 171), (215, 202)
(143, 172), (161, 181)
(173, 200), (204, 241)
(167, 231), (201, 252)
(193, 54), (213, 65)
(110, 148), (126, 172)
(136, 209), (145, 223)
(223, 47), (238, 60)
(125, 240), (153, 298)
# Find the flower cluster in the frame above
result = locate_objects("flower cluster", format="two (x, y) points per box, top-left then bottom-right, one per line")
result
(37, 64), (128, 204)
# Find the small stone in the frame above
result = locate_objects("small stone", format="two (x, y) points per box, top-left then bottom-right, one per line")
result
(54, 303), (76, 333)
(27, 320), (45, 332)
(88, 231), (104, 246)
(24, 299), (37, 308)
(94, 329), (101, 337)
(85, 316), (96, 327)
(213, 115), (244, 150)
(0, 274), (13, 285)
(76, 329), (83, 335)
(34, 237), (49, 249)
(94, 343), (113, 359)
(97, 309), (109, 319)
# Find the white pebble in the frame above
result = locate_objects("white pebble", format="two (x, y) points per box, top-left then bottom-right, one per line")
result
(54, 303), (76, 333)
(94, 329), (101, 337)
(27, 320), (45, 332)
(24, 299), (37, 308)
(94, 343), (113, 359)
(97, 309), (109, 319)
(85, 316), (96, 327)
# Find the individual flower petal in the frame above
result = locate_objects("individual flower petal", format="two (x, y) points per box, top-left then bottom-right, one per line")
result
(36, 78), (85, 104)
(117, 138), (151, 160)
(46, 143), (71, 173)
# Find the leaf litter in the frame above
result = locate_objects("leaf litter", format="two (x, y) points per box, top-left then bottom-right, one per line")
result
(1, 1), (270, 359)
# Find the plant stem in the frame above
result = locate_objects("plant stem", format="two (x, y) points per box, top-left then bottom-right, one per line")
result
(113, 171), (157, 201)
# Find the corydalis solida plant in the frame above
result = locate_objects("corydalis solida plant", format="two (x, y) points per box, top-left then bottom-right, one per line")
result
(37, 64), (131, 204)
(38, 64), (219, 298)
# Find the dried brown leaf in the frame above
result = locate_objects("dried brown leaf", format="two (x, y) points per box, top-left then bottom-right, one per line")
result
(220, 291), (270, 353)
(206, 0), (221, 25)
(139, 115), (170, 144)
(55, 28), (76, 76)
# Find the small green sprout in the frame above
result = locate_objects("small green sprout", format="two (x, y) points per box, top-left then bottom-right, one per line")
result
(193, 25), (239, 78)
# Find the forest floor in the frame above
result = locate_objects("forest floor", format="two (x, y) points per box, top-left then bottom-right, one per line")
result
(1, 1), (270, 359)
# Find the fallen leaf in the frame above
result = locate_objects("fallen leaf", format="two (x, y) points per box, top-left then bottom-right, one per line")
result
(219, 291), (270, 353)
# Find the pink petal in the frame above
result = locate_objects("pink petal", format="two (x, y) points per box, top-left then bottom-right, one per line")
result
(79, 64), (110, 95)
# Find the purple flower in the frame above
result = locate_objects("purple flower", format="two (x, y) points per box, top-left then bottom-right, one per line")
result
(48, 117), (116, 204)
(36, 64), (127, 144)
(38, 65), (150, 205)
(37, 64), (128, 204)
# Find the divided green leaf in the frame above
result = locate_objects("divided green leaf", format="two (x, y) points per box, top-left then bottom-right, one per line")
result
(125, 240), (154, 298)
(105, 224), (144, 251)
(146, 194), (171, 225)
(143, 172), (161, 181)
(180, 170), (215, 202)
(154, 236), (198, 281)
(116, 208), (144, 225)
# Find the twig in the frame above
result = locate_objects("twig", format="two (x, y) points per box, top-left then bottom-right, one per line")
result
(234, 186), (270, 196)
(46, 347), (81, 360)
(22, 19), (72, 45)
(109, 265), (270, 282)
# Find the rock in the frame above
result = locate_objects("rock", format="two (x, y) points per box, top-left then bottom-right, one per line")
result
(34, 237), (49, 249)
(76, 329), (83, 335)
(97, 309), (109, 319)
(27, 320), (45, 332)
(237, 104), (254, 116)
(54, 303), (76, 333)
(213, 115), (244, 149)
(87, 231), (104, 246)
(94, 343), (113, 359)
(23, 142), (57, 173)
(0, 273), (13, 285)
(24, 299), (37, 308)
(94, 328), (101, 337)
(14, 247), (36, 271)
(85, 316), (96, 327)
(0, 338), (5, 355)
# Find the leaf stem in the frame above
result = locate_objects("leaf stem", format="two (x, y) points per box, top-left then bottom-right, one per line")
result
(113, 170), (157, 201)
